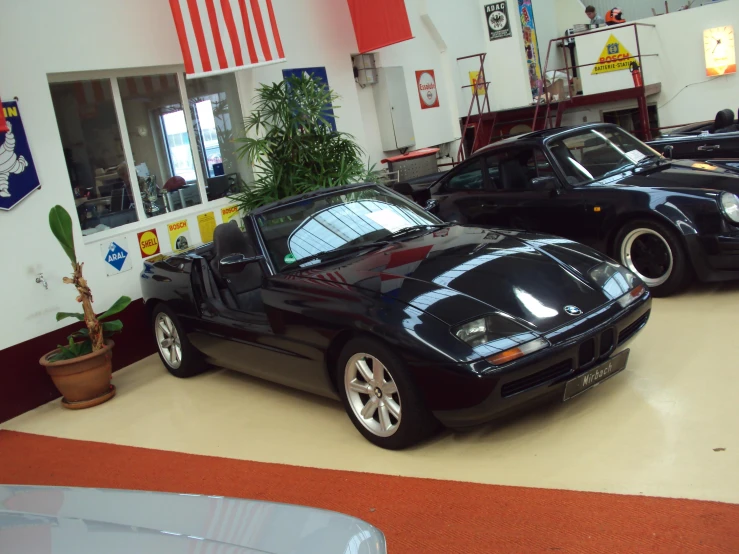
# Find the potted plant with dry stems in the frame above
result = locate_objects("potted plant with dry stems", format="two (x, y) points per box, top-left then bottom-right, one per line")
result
(39, 205), (131, 409)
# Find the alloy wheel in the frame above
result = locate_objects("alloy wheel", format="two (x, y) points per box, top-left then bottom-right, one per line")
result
(620, 228), (674, 287)
(155, 313), (182, 369)
(344, 353), (402, 438)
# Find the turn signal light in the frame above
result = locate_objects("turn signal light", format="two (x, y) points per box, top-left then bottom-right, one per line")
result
(486, 338), (549, 366)
(618, 285), (646, 308)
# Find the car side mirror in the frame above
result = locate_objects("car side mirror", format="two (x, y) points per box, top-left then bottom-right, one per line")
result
(662, 145), (674, 160)
(219, 253), (262, 275)
(531, 176), (559, 191)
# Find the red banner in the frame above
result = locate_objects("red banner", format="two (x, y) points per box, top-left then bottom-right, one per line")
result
(346, 0), (413, 53)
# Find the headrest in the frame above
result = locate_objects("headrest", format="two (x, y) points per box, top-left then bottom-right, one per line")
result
(714, 109), (735, 130)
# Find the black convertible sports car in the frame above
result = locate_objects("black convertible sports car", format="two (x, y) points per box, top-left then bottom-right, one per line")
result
(141, 184), (651, 449)
(647, 109), (739, 160)
(419, 123), (739, 296)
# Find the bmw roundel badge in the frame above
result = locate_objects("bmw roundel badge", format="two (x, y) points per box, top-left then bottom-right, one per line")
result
(564, 305), (583, 316)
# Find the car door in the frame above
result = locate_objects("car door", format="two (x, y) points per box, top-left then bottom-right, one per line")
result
(431, 158), (492, 223)
(660, 131), (739, 160)
(472, 147), (588, 240)
(188, 225), (333, 397)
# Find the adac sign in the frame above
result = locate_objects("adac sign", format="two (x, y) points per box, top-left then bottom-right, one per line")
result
(137, 229), (160, 258)
(0, 101), (40, 210)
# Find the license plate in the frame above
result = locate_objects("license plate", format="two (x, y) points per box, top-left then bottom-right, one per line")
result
(563, 349), (630, 401)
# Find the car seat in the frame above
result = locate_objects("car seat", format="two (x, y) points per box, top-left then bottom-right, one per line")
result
(211, 220), (263, 311)
(499, 159), (530, 191)
(711, 109), (735, 133)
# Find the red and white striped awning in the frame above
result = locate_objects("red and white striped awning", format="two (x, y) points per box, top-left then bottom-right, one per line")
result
(169, 0), (285, 79)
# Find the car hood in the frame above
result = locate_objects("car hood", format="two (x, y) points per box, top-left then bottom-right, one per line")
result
(0, 486), (385, 554)
(294, 226), (621, 332)
(615, 159), (739, 194)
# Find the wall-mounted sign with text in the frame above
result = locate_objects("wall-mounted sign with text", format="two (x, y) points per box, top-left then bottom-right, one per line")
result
(592, 35), (634, 75)
(137, 228), (161, 258)
(101, 238), (132, 277)
(415, 70), (440, 109)
(485, 2), (512, 41)
(0, 101), (40, 211)
(168, 219), (191, 251)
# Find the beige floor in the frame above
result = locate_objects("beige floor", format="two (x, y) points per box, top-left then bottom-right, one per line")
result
(4, 283), (739, 503)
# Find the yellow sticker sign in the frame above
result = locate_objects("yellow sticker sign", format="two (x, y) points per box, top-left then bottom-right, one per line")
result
(197, 211), (216, 243)
(137, 229), (160, 258)
(592, 34), (634, 75)
(168, 219), (191, 251)
(221, 205), (240, 224)
(469, 71), (486, 96)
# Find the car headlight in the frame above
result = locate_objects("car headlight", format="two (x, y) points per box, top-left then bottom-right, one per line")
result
(452, 315), (549, 366)
(720, 192), (739, 224)
(589, 262), (640, 300)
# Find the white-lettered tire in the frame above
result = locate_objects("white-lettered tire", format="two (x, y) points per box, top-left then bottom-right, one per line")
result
(337, 337), (439, 449)
(152, 303), (207, 378)
(615, 219), (691, 297)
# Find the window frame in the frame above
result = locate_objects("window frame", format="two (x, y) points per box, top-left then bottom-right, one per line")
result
(48, 66), (243, 245)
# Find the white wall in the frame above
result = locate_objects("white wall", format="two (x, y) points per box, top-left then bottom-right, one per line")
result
(0, 0), (467, 352)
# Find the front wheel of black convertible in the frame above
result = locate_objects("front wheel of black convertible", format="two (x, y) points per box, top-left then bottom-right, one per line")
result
(337, 337), (439, 450)
(615, 220), (691, 297)
(152, 303), (206, 378)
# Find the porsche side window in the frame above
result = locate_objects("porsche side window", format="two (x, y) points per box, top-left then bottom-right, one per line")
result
(533, 149), (555, 178)
(444, 160), (484, 191)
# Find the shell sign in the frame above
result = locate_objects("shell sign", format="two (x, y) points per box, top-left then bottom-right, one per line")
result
(137, 229), (161, 258)
(415, 70), (440, 109)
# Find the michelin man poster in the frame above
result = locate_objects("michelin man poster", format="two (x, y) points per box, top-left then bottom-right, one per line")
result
(0, 101), (40, 210)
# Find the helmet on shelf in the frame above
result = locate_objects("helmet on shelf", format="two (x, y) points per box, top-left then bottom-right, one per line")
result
(605, 8), (625, 25)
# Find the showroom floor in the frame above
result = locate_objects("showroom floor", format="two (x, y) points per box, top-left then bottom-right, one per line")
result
(3, 281), (739, 505)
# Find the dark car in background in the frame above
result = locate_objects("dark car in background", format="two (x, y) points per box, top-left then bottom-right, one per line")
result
(421, 123), (739, 296)
(647, 108), (739, 160)
(141, 184), (651, 449)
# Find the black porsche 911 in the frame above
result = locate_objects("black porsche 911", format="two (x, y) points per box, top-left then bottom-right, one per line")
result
(141, 184), (651, 449)
(419, 123), (739, 296)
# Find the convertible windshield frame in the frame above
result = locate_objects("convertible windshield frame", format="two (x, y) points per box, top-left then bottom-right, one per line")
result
(252, 184), (443, 273)
(544, 125), (661, 187)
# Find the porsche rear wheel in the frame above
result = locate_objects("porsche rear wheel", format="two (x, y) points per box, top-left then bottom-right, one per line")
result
(337, 337), (438, 449)
(152, 304), (206, 378)
(615, 220), (691, 297)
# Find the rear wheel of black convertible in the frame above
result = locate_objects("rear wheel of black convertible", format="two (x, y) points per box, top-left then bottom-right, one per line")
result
(337, 337), (439, 450)
(152, 303), (207, 378)
(615, 219), (691, 297)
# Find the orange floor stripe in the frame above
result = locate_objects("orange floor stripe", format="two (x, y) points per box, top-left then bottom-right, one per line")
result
(1, 430), (738, 553)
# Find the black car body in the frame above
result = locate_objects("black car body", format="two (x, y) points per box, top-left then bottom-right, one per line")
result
(647, 109), (739, 160)
(420, 123), (739, 296)
(141, 184), (651, 449)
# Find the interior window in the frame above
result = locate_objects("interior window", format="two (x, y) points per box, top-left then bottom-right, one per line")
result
(444, 160), (484, 191)
(116, 74), (202, 218)
(49, 79), (139, 236)
(185, 73), (249, 201)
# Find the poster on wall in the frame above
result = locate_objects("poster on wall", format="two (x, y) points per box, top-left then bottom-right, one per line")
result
(415, 70), (440, 109)
(0, 101), (40, 211)
(469, 71), (486, 96)
(518, 0), (542, 101)
(197, 211), (216, 243)
(485, 2), (512, 41)
(168, 219), (191, 251)
(592, 35), (634, 75)
(137, 229), (160, 258)
(282, 67), (337, 131)
(101, 238), (132, 277)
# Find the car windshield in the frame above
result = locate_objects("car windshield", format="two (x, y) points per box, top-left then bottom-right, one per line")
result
(254, 185), (442, 271)
(548, 127), (659, 185)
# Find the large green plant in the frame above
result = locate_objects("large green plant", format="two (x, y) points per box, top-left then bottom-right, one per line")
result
(231, 74), (377, 211)
(48, 205), (131, 361)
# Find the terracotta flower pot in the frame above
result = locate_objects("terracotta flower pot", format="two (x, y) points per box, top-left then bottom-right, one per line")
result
(39, 340), (116, 409)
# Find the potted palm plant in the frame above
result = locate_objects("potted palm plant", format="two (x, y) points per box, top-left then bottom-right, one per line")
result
(39, 205), (131, 409)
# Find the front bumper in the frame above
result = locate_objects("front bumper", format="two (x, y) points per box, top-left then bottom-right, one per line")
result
(430, 293), (652, 428)
(686, 232), (739, 282)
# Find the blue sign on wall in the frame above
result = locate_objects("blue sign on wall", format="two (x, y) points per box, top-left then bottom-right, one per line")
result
(281, 67), (337, 132)
(0, 101), (40, 210)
